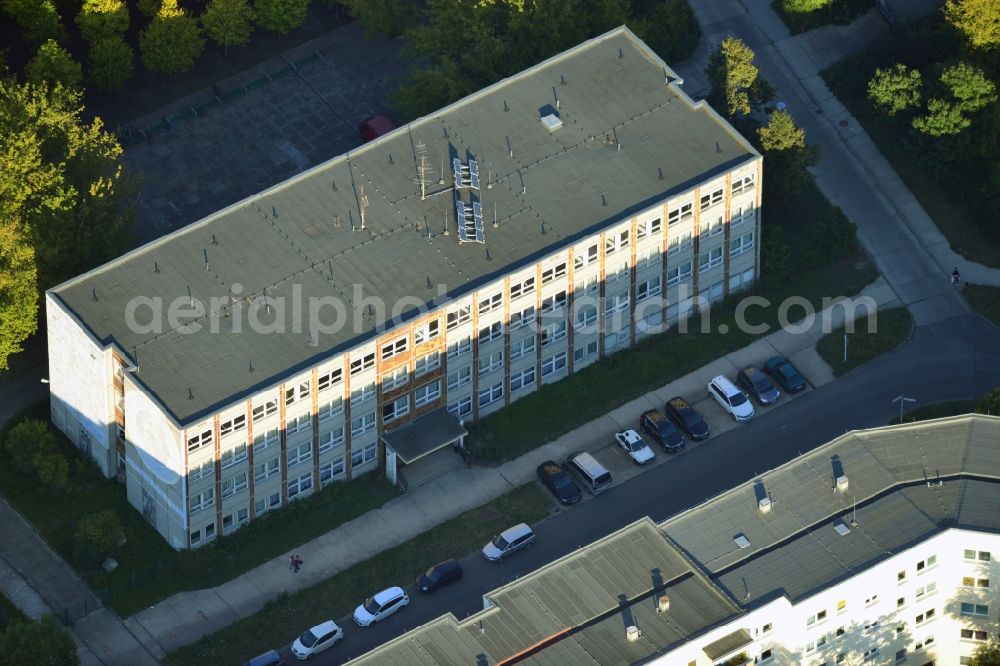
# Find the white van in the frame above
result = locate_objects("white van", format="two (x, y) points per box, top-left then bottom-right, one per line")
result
(565, 451), (613, 495)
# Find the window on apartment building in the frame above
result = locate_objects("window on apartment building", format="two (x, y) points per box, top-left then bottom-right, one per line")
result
(575, 305), (598, 330)
(350, 381), (376, 405)
(962, 577), (991, 588)
(604, 329), (629, 353)
(761, 623), (773, 634)
(916, 555), (936, 571)
(915, 609), (935, 624)
(319, 458), (345, 486)
(252, 398), (278, 422)
(758, 649), (772, 662)
(574, 243), (599, 270)
(285, 413), (312, 436)
(220, 414), (247, 437)
(576, 275), (599, 298)
(667, 262), (693, 287)
(285, 381), (310, 405)
(667, 202), (693, 225)
(730, 232), (755, 258)
(541, 321), (567, 346)
(961, 603), (989, 617)
(636, 246), (661, 270)
(318, 426), (344, 453)
(836, 653), (846, 664)
(541, 291), (567, 313)
(287, 442), (312, 467)
(189, 489), (214, 513)
(637, 217), (662, 238)
(731, 173), (756, 194)
(604, 292), (630, 316)
(189, 460), (214, 482)
(699, 246), (724, 272)
(836, 600), (846, 612)
(895, 649), (906, 663)
(351, 443), (378, 468)
(318, 399), (344, 422)
(575, 340), (599, 362)
(636, 276), (661, 301)
(807, 610), (827, 626)
(382, 396), (410, 423)
(414, 381), (441, 408)
(732, 203), (756, 226)
(862, 647), (878, 661)
(479, 321), (504, 344)
(287, 472), (313, 500)
(896, 597), (905, 608)
(700, 187), (724, 211)
(604, 229), (630, 255)
(701, 216), (724, 239)
(381, 336), (408, 361)
(447, 365), (472, 391)
(961, 629), (989, 641)
(541, 352), (567, 377)
(606, 260), (629, 284)
(836, 626), (845, 637)
(221, 472), (248, 498)
(510, 336), (535, 361)
(447, 305), (471, 330)
(254, 456), (280, 483)
(187, 429), (213, 453)
(915, 636), (934, 651)
(479, 351), (503, 376)
(510, 276), (536, 300)
(190, 529), (201, 545)
(349, 352), (376, 376)
(220, 443), (248, 469)
(478, 292), (503, 315)
(541, 262), (567, 284)
(478, 381), (503, 408)
(667, 231), (693, 255)
(510, 305), (536, 330)
(382, 366), (409, 392)
(317, 368), (343, 392)
(510, 367), (536, 392)
(414, 352), (440, 377)
(915, 582), (936, 597)
(413, 320), (440, 345)
(863, 621), (879, 633)
(447, 397), (472, 419)
(447, 336), (472, 359)
(351, 411), (376, 437)
(898, 570), (907, 582)
(253, 427), (280, 453)
(895, 623), (904, 636)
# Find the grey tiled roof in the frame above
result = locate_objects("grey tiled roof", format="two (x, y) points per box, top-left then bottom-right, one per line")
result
(49, 27), (758, 425)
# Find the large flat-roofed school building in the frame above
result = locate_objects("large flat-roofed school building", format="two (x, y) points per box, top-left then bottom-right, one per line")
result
(45, 27), (762, 549)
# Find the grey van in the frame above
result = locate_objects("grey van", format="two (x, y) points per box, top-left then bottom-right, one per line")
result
(565, 451), (613, 495)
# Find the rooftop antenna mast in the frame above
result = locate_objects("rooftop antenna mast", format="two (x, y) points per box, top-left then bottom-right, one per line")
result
(414, 141), (433, 200)
(359, 185), (369, 230)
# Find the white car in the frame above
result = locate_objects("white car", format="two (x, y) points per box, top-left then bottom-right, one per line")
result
(614, 429), (656, 465)
(353, 586), (409, 626)
(708, 375), (755, 422)
(290, 620), (343, 660)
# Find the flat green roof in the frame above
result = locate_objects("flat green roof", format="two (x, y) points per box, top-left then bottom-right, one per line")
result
(50, 26), (758, 425)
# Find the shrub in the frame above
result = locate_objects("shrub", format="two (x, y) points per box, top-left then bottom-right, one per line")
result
(252, 0), (308, 34)
(34, 449), (70, 490)
(867, 64), (922, 117)
(75, 509), (124, 563)
(4, 419), (55, 474)
(88, 35), (134, 91)
(977, 388), (1000, 416)
(0, 615), (78, 665)
(25, 39), (83, 89)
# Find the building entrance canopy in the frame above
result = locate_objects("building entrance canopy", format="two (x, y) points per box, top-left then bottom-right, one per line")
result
(381, 409), (467, 465)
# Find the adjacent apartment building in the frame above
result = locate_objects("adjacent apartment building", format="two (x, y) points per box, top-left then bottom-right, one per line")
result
(45, 27), (762, 549)
(348, 415), (1000, 666)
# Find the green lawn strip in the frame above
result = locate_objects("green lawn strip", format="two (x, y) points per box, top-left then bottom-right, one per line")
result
(164, 484), (550, 666)
(889, 400), (978, 425)
(770, 0), (872, 35)
(0, 591), (27, 632)
(0, 402), (400, 617)
(820, 35), (1000, 268)
(815, 307), (913, 376)
(965, 285), (1000, 329)
(470, 179), (878, 464)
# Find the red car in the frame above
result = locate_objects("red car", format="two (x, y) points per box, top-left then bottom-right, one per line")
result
(358, 116), (396, 142)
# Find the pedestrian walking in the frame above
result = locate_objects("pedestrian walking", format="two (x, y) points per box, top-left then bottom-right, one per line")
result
(289, 554), (302, 573)
(952, 267), (961, 286)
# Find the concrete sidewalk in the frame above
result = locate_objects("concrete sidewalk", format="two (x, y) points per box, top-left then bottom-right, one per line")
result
(131, 277), (898, 655)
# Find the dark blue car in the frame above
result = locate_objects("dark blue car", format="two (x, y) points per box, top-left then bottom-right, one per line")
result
(641, 409), (685, 452)
(764, 356), (807, 393)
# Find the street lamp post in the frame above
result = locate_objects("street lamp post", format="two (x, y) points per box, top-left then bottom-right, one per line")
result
(892, 395), (916, 424)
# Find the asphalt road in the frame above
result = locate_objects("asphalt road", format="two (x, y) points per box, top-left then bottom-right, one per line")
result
(266, 310), (1000, 665)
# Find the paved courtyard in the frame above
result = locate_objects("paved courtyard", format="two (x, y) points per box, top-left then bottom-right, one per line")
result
(122, 23), (410, 242)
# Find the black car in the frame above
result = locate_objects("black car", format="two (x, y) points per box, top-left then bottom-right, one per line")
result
(415, 559), (463, 593)
(536, 460), (583, 505)
(736, 365), (781, 406)
(641, 409), (685, 452)
(665, 396), (711, 440)
(764, 356), (807, 393)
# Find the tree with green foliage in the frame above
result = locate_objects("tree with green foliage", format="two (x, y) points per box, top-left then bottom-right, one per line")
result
(0, 79), (133, 287)
(706, 36), (772, 118)
(912, 98), (969, 136)
(137, 0), (159, 16)
(336, 0), (420, 37)
(252, 0), (308, 34)
(139, 0), (206, 74)
(782, 0), (831, 11)
(628, 0), (701, 65)
(75, 509), (124, 563)
(1, 0), (66, 47)
(88, 36), (134, 91)
(940, 62), (997, 113)
(25, 39), (83, 90)
(977, 388), (1000, 416)
(867, 63), (922, 116)
(758, 109), (821, 198)
(202, 0), (254, 50)
(75, 0), (129, 43)
(4, 419), (54, 473)
(0, 615), (79, 666)
(0, 222), (38, 371)
(970, 639), (1000, 666)
(944, 0), (1000, 51)
(34, 449), (70, 490)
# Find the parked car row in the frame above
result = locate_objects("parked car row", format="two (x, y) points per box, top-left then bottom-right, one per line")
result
(709, 356), (807, 421)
